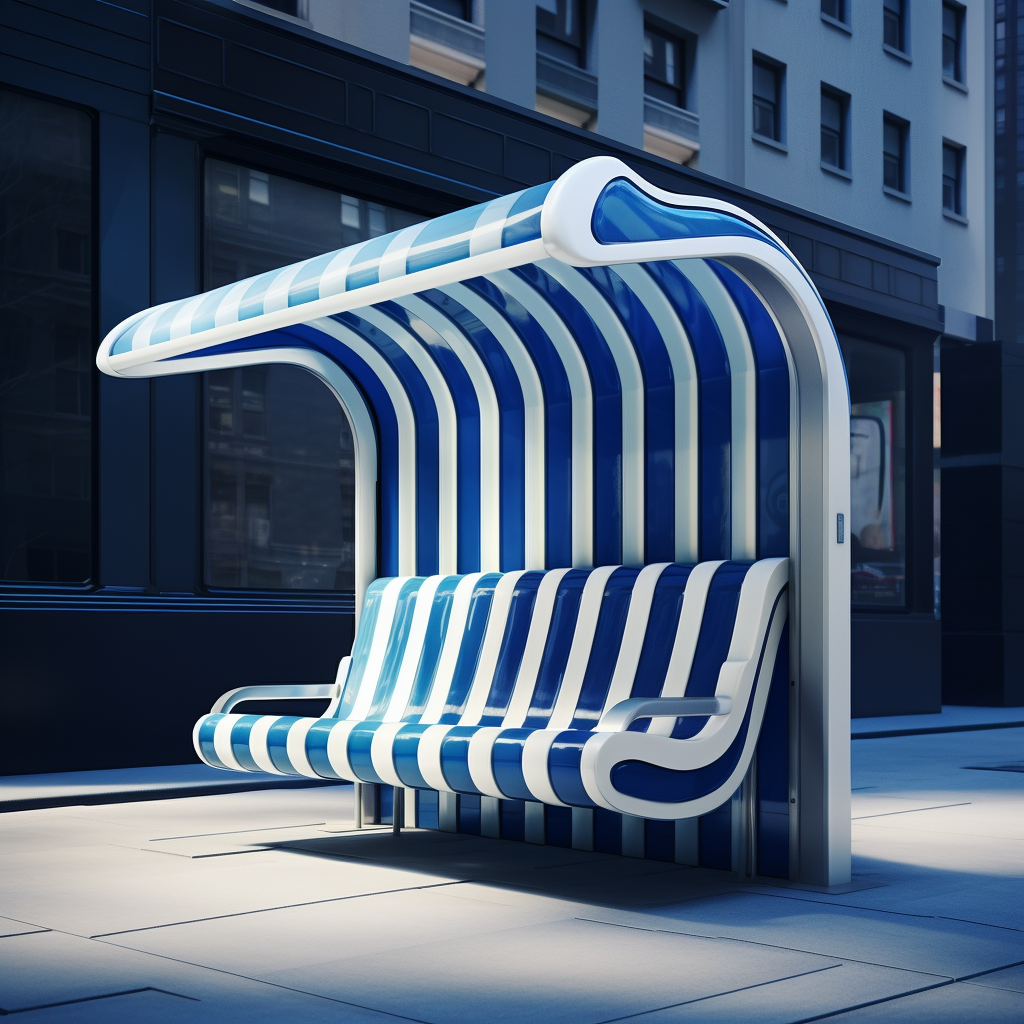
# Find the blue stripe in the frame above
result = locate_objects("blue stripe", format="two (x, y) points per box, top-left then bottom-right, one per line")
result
(478, 571), (544, 725)
(392, 724), (432, 788)
(305, 719), (346, 779)
(491, 728), (535, 800)
(710, 262), (790, 559)
(345, 232), (401, 292)
(334, 577), (390, 720)
(646, 262), (732, 560)
(405, 205), (480, 276)
(516, 265), (624, 567)
(403, 576), (461, 721)
(421, 289), (527, 572)
(237, 271), (280, 322)
(196, 715), (225, 768)
(501, 182), (553, 248)
(465, 277), (573, 568)
(110, 316), (146, 355)
(365, 577), (426, 719)
(582, 267), (676, 563)
(439, 573), (501, 723)
(347, 722), (388, 784)
(336, 311), (441, 575)
(548, 730), (598, 806)
(289, 252), (338, 307)
(381, 302), (482, 573)
(229, 716), (264, 772)
(266, 717), (300, 773)
(523, 568), (589, 729)
(439, 726), (481, 792)
(188, 284), (234, 337)
(148, 302), (183, 347)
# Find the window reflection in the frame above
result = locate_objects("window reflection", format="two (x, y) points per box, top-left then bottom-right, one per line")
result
(202, 159), (424, 591)
(0, 89), (93, 583)
(841, 337), (907, 607)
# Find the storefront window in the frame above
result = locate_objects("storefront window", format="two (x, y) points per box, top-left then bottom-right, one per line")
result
(841, 336), (907, 607)
(0, 89), (93, 583)
(202, 159), (423, 590)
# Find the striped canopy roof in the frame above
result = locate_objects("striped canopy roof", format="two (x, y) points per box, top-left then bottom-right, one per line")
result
(98, 157), (848, 616)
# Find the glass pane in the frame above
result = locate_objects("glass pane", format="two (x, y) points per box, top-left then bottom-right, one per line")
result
(418, 0), (471, 19)
(883, 120), (901, 158)
(821, 128), (841, 167)
(753, 63), (777, 103)
(821, 93), (842, 133)
(841, 337), (907, 607)
(203, 159), (425, 591)
(753, 99), (776, 140)
(0, 89), (93, 583)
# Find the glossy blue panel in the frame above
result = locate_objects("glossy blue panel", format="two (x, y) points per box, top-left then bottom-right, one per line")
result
(672, 561), (747, 739)
(710, 262), (790, 560)
(464, 277), (573, 566)
(336, 311), (441, 575)
(392, 724), (432, 789)
(457, 793), (482, 835)
(305, 719), (346, 780)
(644, 262), (732, 560)
(645, 819), (675, 862)
(347, 722), (388, 784)
(148, 300), (183, 347)
(288, 251), (337, 307)
(491, 728), (533, 800)
(417, 789), (440, 830)
(500, 181), (553, 248)
(439, 573), (501, 723)
(548, 730), (596, 805)
(499, 798), (525, 842)
(523, 569), (589, 729)
(545, 805), (572, 847)
(229, 716), (264, 773)
(439, 726), (481, 793)
(403, 576), (460, 721)
(570, 566), (639, 729)
(406, 206), (479, 275)
(593, 808), (623, 855)
(582, 267), (677, 563)
(365, 577), (424, 719)
(345, 232), (399, 291)
(628, 564), (693, 711)
(237, 270), (279, 322)
(756, 628), (790, 879)
(334, 576), (390, 720)
(195, 715), (224, 768)
(421, 288), (526, 571)
(592, 178), (774, 250)
(478, 571), (544, 724)
(266, 717), (300, 773)
(517, 264), (623, 567)
(381, 301), (482, 572)
(185, 283), (233, 338)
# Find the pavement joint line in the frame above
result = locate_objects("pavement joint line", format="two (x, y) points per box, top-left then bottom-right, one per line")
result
(954, 958), (1024, 981)
(87, 879), (470, 938)
(589, 965), (843, 1023)
(146, 821), (329, 841)
(784, 977), (955, 1023)
(851, 801), (972, 820)
(0, 987), (199, 1016)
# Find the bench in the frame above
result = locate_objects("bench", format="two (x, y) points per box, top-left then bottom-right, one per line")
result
(195, 557), (787, 822)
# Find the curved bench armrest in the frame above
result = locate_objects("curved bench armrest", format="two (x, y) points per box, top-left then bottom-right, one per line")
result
(211, 682), (340, 715)
(597, 696), (732, 733)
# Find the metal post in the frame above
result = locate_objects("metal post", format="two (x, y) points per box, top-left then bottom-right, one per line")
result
(353, 781), (363, 829)
(392, 786), (403, 835)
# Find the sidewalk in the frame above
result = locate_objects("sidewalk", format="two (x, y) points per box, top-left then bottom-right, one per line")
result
(0, 719), (1020, 1022)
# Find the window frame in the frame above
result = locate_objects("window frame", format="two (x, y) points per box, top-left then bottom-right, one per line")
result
(820, 85), (850, 174)
(942, 140), (966, 218)
(882, 113), (909, 196)
(643, 20), (687, 109)
(942, 2), (965, 84)
(752, 54), (785, 145)
(883, 0), (907, 55)
(820, 0), (848, 28)
(536, 0), (588, 69)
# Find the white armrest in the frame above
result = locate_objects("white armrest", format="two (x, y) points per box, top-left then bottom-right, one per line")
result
(212, 682), (339, 715)
(597, 696), (732, 733)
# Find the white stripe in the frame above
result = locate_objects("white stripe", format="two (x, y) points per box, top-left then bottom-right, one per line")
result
(502, 567), (572, 727)
(325, 720), (360, 780)
(214, 279), (255, 328)
(169, 294), (206, 341)
(458, 569), (529, 726)
(440, 282), (546, 570)
(419, 573), (486, 724)
(318, 245), (360, 298)
(348, 577), (412, 722)
(541, 261), (646, 566)
(379, 223), (427, 283)
(398, 294), (503, 572)
(647, 560), (724, 735)
(416, 723), (457, 792)
(369, 722), (408, 786)
(547, 564), (620, 731)
(521, 730), (568, 806)
(247, 716), (285, 775)
(383, 574), (444, 722)
(467, 726), (506, 797)
(613, 263), (700, 562)
(359, 306), (460, 575)
(598, 562), (672, 720)
(129, 306), (168, 351)
(469, 192), (522, 257)
(211, 714), (244, 771)
(310, 317), (418, 576)
(490, 269), (594, 568)
(285, 718), (319, 778)
(262, 262), (306, 314)
(679, 259), (758, 560)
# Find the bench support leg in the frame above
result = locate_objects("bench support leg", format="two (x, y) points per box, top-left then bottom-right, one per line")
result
(353, 782), (363, 829)
(480, 796), (500, 838)
(392, 786), (403, 836)
(438, 791), (458, 832)
(524, 801), (545, 844)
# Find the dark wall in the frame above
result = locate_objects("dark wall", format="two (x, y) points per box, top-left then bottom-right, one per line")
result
(0, 0), (949, 775)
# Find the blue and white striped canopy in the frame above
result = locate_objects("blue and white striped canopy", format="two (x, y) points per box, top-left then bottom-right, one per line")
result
(98, 157), (846, 616)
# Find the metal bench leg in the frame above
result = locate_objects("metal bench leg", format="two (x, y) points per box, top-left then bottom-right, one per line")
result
(353, 782), (363, 829)
(392, 786), (403, 836)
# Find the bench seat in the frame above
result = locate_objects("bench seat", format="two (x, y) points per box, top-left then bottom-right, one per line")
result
(195, 558), (787, 821)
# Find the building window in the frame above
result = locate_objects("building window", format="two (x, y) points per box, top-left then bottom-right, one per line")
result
(942, 3), (964, 82)
(821, 87), (849, 171)
(883, 114), (908, 193)
(821, 0), (847, 25)
(417, 0), (471, 19)
(203, 159), (424, 591)
(883, 0), (906, 52)
(0, 88), (94, 584)
(841, 337), (908, 608)
(942, 142), (965, 216)
(752, 57), (783, 143)
(537, 0), (586, 68)
(644, 23), (685, 107)
(245, 0), (306, 18)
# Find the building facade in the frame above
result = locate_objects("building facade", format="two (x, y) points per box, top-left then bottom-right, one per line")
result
(0, 0), (1001, 776)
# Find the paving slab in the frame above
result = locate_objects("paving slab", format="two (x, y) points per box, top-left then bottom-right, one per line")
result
(583, 891), (1022, 978)
(614, 960), (945, 1023)
(0, 930), (403, 1021)
(265, 917), (841, 1024)
(0, 915), (47, 938)
(813, 979), (1024, 1022)
(962, 963), (1024, 994)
